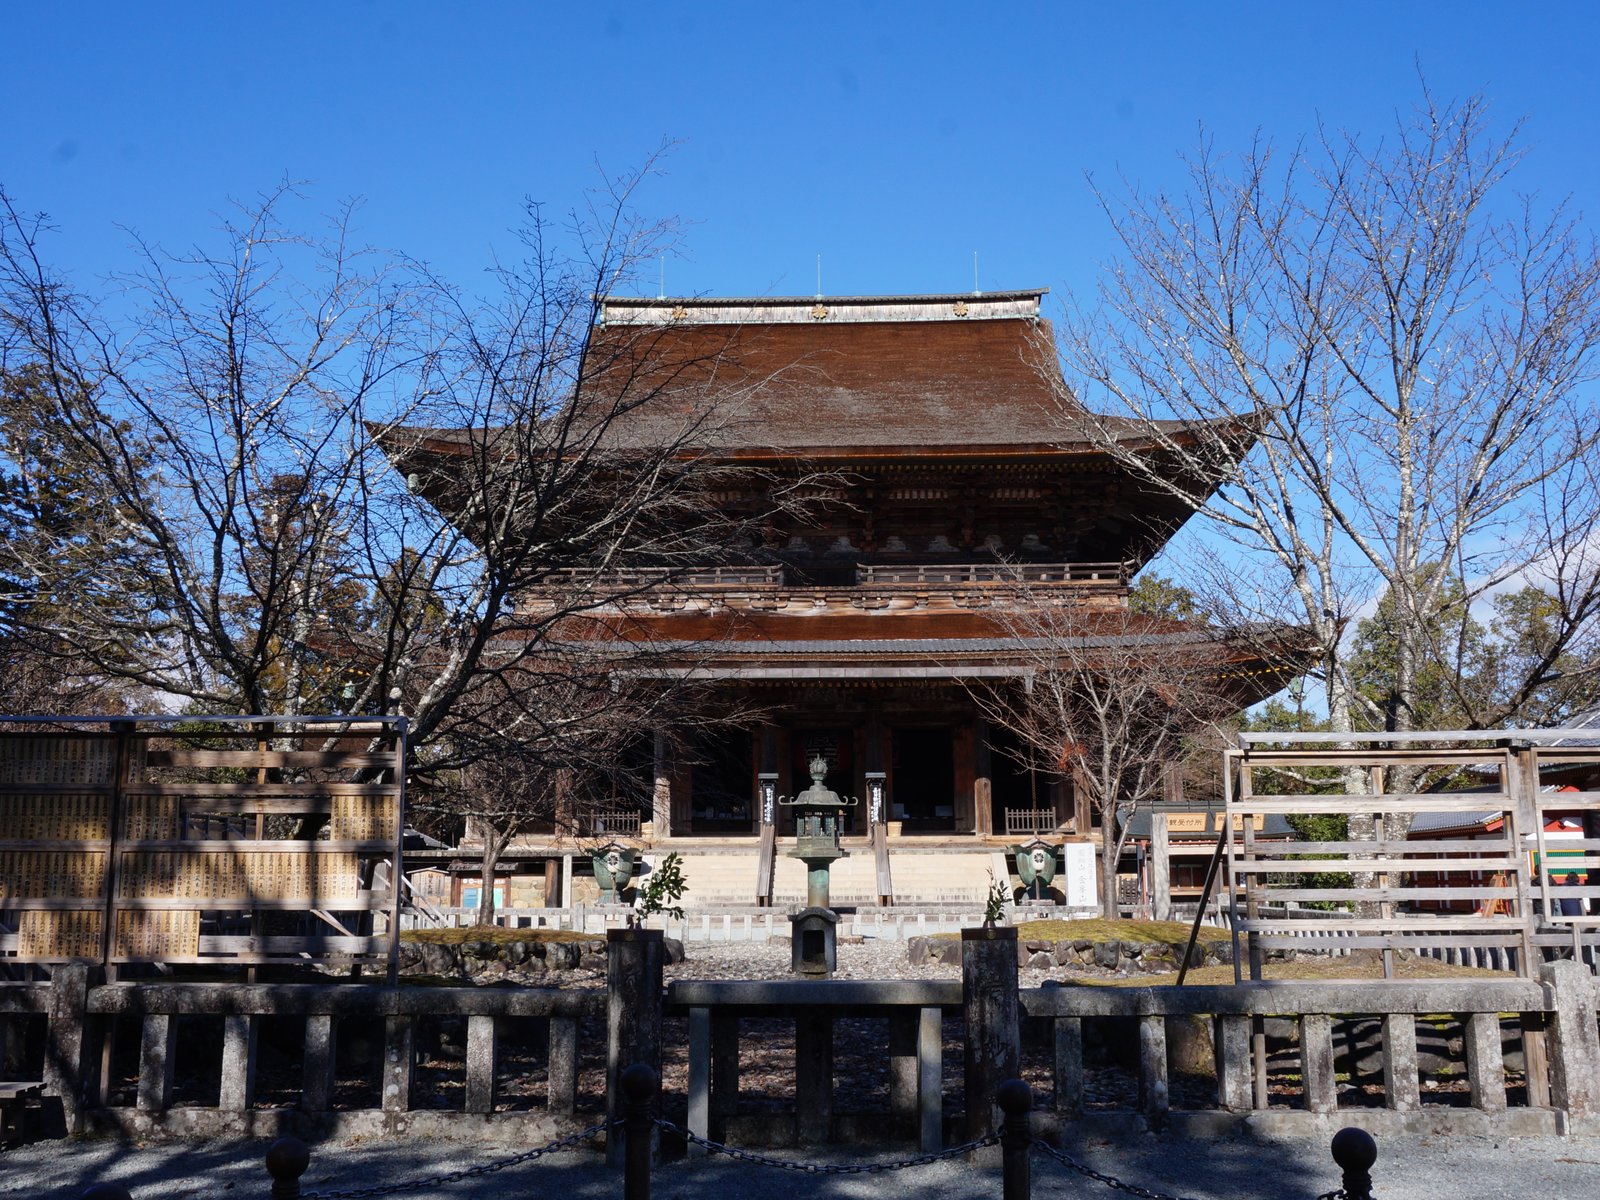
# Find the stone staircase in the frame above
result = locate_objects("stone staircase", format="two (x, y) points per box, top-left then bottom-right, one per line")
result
(664, 844), (1001, 907)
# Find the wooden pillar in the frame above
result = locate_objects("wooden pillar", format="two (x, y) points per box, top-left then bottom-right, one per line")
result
(607, 929), (665, 1165)
(962, 926), (1019, 1141)
(1071, 767), (1092, 837)
(953, 722), (976, 832)
(652, 730), (673, 839)
(543, 858), (559, 908)
(974, 719), (994, 837)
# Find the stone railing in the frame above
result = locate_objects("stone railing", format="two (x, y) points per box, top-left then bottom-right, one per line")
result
(1020, 964), (1600, 1137)
(6, 930), (1598, 1146)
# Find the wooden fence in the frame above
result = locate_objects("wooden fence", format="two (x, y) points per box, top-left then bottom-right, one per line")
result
(1225, 731), (1600, 980)
(0, 717), (405, 977)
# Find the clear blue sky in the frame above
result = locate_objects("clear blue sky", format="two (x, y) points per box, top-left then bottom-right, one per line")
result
(4, 2), (1598, 307)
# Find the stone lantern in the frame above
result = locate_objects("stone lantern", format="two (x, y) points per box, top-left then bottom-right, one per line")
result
(780, 754), (858, 976)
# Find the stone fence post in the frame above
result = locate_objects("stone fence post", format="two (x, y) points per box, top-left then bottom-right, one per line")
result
(607, 928), (664, 1165)
(962, 925), (1019, 1141)
(1541, 959), (1600, 1129)
(45, 962), (96, 1135)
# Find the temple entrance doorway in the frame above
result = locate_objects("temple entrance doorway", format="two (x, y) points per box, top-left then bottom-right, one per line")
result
(989, 724), (1043, 834)
(690, 729), (755, 834)
(891, 726), (956, 833)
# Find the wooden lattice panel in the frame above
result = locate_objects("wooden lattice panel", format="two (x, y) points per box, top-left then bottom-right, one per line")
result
(0, 794), (110, 841)
(122, 795), (179, 841)
(17, 910), (103, 960)
(112, 909), (199, 960)
(329, 794), (394, 841)
(0, 850), (105, 899)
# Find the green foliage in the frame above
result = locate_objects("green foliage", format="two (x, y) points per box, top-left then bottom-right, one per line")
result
(1128, 573), (1205, 621)
(1348, 566), (1598, 733)
(636, 851), (687, 921)
(983, 871), (1010, 926)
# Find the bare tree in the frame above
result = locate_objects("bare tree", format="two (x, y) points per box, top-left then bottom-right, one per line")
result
(1057, 90), (1600, 755)
(973, 596), (1245, 917)
(0, 163), (788, 819)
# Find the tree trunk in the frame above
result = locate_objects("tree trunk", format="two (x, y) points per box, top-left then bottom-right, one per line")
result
(1099, 816), (1120, 920)
(475, 826), (512, 927)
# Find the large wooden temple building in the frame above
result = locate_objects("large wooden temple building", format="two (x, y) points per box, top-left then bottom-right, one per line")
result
(384, 290), (1292, 908)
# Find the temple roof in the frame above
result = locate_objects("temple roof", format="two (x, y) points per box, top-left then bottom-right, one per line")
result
(381, 291), (1245, 464)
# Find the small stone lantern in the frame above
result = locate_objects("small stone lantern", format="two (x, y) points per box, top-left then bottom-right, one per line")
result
(780, 754), (858, 976)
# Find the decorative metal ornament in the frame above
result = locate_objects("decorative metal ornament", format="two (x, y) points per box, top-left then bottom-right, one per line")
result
(591, 843), (637, 904)
(810, 303), (829, 320)
(1012, 838), (1058, 900)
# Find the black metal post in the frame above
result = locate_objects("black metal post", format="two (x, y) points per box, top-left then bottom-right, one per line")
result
(997, 1078), (1032, 1200)
(78, 1188), (132, 1200)
(622, 1061), (658, 1200)
(266, 1136), (311, 1200)
(1330, 1127), (1377, 1200)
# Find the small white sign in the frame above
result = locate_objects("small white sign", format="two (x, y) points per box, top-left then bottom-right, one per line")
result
(1061, 842), (1097, 909)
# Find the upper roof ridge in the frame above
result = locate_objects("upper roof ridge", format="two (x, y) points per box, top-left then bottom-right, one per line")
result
(599, 290), (1047, 326)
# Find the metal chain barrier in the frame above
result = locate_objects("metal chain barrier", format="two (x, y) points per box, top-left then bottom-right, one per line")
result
(1031, 1136), (1209, 1200)
(655, 1118), (1000, 1174)
(298, 1119), (616, 1200)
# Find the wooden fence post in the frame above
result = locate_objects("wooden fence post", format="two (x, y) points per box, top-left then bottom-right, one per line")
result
(962, 925), (1019, 1141)
(607, 928), (664, 1166)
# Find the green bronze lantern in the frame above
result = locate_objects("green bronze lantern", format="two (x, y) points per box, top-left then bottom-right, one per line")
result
(779, 754), (858, 976)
